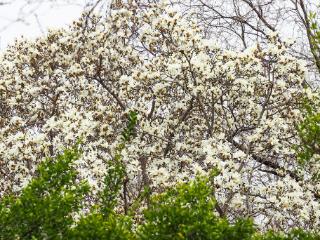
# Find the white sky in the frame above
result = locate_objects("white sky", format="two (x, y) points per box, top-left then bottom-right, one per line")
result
(0, 0), (89, 50)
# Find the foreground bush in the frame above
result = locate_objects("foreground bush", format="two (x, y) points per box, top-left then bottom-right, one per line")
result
(0, 148), (89, 239)
(137, 172), (255, 240)
(0, 145), (319, 239)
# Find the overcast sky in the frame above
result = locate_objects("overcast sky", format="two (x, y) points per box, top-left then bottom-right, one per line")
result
(0, 0), (90, 50)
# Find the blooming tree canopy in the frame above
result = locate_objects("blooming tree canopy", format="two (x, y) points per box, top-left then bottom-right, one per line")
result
(0, 0), (319, 231)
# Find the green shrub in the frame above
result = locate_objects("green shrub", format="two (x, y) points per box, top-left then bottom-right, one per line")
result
(137, 173), (255, 240)
(68, 213), (133, 240)
(297, 103), (320, 164)
(295, 98), (320, 182)
(0, 147), (89, 239)
(254, 229), (319, 240)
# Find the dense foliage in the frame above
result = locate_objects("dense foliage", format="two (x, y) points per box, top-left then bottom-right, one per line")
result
(0, 110), (318, 239)
(0, 147), (89, 239)
(296, 101), (320, 178)
(137, 170), (255, 240)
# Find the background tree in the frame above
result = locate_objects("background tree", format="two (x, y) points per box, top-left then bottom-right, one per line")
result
(0, 0), (320, 232)
(174, 0), (320, 85)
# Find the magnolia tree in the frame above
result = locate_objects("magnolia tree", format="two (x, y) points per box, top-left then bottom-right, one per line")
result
(0, 0), (319, 231)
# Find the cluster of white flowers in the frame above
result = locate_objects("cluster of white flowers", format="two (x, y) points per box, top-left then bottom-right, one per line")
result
(0, 0), (319, 230)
